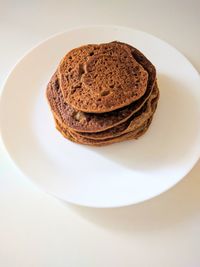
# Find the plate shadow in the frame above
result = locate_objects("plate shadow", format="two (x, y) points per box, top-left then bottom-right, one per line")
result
(66, 159), (200, 234)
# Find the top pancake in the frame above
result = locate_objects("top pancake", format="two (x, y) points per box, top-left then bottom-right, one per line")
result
(58, 42), (148, 113)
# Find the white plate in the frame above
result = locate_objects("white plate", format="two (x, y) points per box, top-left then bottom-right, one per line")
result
(1, 26), (200, 208)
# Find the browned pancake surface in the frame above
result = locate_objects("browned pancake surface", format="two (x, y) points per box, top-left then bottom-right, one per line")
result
(58, 42), (148, 113)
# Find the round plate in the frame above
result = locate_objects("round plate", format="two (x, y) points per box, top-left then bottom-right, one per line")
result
(1, 26), (200, 208)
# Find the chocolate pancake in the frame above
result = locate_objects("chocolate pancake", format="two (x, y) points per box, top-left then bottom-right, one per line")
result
(55, 117), (152, 146)
(70, 83), (159, 140)
(55, 117), (151, 146)
(58, 42), (148, 113)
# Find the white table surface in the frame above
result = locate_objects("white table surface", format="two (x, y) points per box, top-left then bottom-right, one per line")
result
(0, 1), (200, 266)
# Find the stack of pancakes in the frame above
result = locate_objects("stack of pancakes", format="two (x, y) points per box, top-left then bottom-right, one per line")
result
(46, 41), (159, 146)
